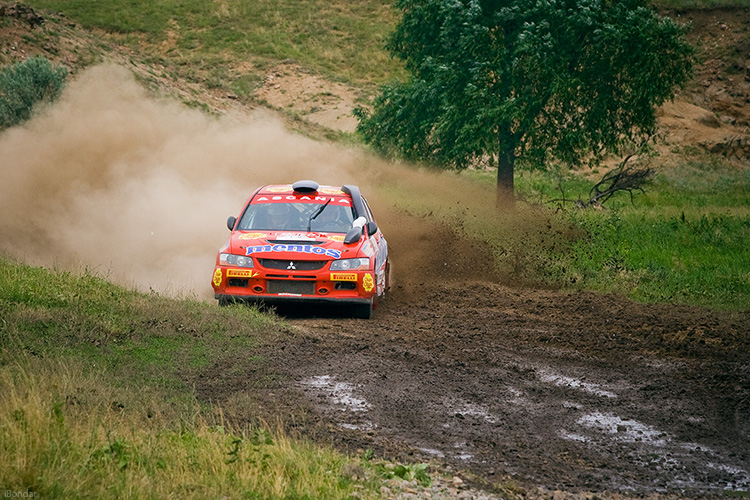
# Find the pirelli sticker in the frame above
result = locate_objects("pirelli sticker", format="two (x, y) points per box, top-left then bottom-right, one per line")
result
(330, 273), (357, 282)
(227, 269), (255, 278)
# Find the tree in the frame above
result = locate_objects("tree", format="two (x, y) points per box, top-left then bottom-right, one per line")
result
(355, 0), (693, 205)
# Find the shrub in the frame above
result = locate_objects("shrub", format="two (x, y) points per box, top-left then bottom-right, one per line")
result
(0, 56), (67, 129)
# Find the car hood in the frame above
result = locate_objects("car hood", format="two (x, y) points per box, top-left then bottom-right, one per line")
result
(228, 230), (364, 261)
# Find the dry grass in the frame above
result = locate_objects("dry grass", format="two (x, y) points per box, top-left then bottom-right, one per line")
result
(0, 332), (385, 499)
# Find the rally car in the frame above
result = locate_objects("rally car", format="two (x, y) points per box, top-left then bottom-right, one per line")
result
(211, 180), (389, 318)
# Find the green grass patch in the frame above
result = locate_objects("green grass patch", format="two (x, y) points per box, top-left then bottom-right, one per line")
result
(0, 257), (434, 498)
(563, 209), (750, 309)
(455, 156), (750, 311)
(0, 257), (282, 389)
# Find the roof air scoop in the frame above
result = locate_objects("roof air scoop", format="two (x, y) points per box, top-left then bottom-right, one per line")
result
(292, 180), (320, 193)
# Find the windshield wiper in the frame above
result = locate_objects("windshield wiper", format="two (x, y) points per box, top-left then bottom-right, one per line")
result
(307, 199), (331, 231)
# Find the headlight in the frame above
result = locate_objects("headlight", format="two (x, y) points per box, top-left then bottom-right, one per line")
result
(220, 253), (254, 268)
(329, 258), (369, 271)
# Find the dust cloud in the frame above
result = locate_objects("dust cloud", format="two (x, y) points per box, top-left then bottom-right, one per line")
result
(0, 64), (371, 298)
(0, 64), (558, 301)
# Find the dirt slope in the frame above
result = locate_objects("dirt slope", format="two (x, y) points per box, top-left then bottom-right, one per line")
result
(2, 4), (749, 155)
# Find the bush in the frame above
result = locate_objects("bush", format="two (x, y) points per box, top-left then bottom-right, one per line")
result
(0, 56), (67, 129)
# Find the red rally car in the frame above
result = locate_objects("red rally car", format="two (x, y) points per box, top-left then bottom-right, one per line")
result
(211, 180), (389, 318)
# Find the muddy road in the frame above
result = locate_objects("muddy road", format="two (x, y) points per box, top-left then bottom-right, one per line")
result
(199, 277), (750, 497)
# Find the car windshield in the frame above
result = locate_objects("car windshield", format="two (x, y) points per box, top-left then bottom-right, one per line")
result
(238, 202), (355, 233)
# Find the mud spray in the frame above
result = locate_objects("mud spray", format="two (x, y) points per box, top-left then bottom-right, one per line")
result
(0, 64), (559, 300)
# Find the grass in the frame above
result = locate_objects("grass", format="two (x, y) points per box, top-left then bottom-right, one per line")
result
(0, 258), (432, 499)
(26, 0), (405, 89)
(0, 257), (281, 389)
(455, 154), (750, 311)
(0, 356), (386, 499)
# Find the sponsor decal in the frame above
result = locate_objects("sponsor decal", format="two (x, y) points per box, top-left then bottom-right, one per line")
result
(212, 268), (222, 287)
(265, 186), (292, 193)
(318, 187), (344, 195)
(330, 272), (357, 282)
(360, 240), (374, 257)
(363, 273), (374, 292)
(253, 196), (351, 206)
(327, 234), (345, 242)
(239, 232), (267, 240)
(245, 244), (341, 259)
(227, 269), (257, 278)
(274, 232), (316, 241)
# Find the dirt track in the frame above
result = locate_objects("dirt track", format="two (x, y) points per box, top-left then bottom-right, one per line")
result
(197, 276), (750, 497)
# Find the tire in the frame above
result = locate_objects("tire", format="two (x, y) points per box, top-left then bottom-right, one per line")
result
(383, 261), (391, 300)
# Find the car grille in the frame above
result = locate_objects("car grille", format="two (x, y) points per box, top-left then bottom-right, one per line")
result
(258, 259), (326, 271)
(267, 280), (316, 295)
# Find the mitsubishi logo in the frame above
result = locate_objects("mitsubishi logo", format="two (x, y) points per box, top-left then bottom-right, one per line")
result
(287, 261), (297, 270)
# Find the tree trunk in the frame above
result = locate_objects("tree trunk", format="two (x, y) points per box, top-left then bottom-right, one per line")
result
(496, 144), (515, 208)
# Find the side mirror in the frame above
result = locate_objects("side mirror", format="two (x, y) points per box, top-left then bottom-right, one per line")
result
(365, 221), (378, 236)
(227, 216), (237, 231)
(344, 226), (363, 245)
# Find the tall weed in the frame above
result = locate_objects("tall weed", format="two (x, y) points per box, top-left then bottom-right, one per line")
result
(0, 357), (383, 499)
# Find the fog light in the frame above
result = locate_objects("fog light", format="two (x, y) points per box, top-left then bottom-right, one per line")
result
(253, 286), (264, 293)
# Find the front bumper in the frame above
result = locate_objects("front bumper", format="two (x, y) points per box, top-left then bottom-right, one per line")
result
(211, 266), (377, 304)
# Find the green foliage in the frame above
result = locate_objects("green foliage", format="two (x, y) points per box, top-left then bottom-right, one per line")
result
(371, 462), (432, 487)
(357, 0), (694, 194)
(0, 56), (67, 129)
